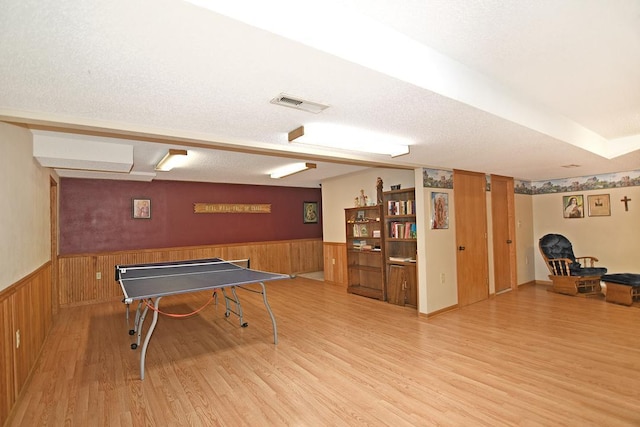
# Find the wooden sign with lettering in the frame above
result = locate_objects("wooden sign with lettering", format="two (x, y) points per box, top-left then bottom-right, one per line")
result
(193, 203), (271, 214)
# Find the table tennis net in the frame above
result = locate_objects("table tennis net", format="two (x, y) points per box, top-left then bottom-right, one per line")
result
(115, 258), (249, 281)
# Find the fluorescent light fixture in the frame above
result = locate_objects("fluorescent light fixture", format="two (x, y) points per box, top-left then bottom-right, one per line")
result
(183, 1), (623, 159)
(288, 124), (410, 157)
(270, 162), (316, 179)
(155, 149), (188, 171)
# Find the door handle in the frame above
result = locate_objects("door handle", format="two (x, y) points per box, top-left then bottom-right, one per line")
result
(458, 246), (465, 251)
(506, 240), (512, 244)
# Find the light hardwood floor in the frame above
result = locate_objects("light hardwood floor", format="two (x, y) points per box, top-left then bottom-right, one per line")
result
(7, 279), (640, 426)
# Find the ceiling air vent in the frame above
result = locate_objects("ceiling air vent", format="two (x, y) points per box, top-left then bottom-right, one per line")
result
(270, 93), (329, 114)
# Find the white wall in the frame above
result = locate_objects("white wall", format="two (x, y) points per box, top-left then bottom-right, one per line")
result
(322, 165), (639, 314)
(0, 122), (51, 290)
(321, 168), (416, 243)
(420, 186), (458, 313)
(515, 193), (535, 285)
(324, 169), (542, 315)
(533, 187), (640, 279)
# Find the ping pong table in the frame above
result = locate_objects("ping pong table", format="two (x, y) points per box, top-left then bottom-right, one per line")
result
(115, 258), (290, 380)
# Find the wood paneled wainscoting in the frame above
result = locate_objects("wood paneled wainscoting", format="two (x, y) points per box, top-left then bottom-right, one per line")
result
(58, 239), (323, 306)
(323, 242), (347, 286)
(0, 262), (52, 427)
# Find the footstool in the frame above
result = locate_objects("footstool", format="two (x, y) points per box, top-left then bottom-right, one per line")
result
(602, 273), (640, 306)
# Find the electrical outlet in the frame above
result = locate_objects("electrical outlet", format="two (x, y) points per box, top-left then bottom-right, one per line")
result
(16, 330), (20, 348)
(440, 273), (445, 284)
(96, 271), (102, 280)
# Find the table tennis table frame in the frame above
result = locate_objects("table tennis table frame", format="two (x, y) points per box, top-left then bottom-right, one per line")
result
(116, 259), (283, 380)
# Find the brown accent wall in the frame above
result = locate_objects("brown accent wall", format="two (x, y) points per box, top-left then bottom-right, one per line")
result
(60, 178), (322, 254)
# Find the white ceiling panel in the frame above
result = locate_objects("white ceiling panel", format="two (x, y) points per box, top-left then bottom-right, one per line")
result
(1, 0), (638, 185)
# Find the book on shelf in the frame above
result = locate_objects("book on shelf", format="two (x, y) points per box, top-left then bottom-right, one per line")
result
(389, 256), (413, 262)
(353, 224), (369, 237)
(352, 240), (366, 249)
(408, 222), (417, 238)
(387, 200), (416, 216)
(352, 240), (376, 251)
(388, 222), (416, 239)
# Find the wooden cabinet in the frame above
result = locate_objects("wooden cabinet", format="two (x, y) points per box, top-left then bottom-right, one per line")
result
(383, 188), (417, 308)
(387, 263), (417, 307)
(345, 205), (385, 300)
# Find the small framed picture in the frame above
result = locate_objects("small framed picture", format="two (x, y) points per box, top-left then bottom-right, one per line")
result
(562, 194), (584, 218)
(587, 194), (610, 216)
(132, 198), (151, 219)
(431, 192), (449, 229)
(303, 201), (318, 224)
(356, 210), (365, 221)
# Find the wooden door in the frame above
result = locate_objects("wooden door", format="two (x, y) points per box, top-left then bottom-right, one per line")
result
(387, 264), (417, 308)
(50, 177), (59, 315)
(404, 263), (417, 308)
(387, 264), (405, 305)
(454, 170), (489, 306)
(491, 175), (517, 294)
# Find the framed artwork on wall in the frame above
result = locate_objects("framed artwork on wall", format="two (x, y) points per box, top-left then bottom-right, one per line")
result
(587, 194), (610, 216)
(562, 194), (584, 218)
(132, 198), (151, 219)
(431, 192), (449, 229)
(303, 201), (318, 224)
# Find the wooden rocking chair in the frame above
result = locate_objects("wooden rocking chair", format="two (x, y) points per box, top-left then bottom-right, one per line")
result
(538, 234), (607, 296)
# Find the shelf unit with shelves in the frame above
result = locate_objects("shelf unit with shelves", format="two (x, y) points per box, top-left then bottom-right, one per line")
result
(383, 188), (417, 308)
(345, 205), (385, 300)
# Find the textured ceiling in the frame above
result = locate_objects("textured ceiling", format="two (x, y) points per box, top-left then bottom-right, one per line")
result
(0, 0), (638, 187)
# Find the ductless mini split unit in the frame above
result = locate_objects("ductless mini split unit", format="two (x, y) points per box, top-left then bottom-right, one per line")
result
(270, 93), (329, 114)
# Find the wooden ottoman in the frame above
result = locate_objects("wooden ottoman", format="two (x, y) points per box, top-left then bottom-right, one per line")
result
(602, 273), (640, 306)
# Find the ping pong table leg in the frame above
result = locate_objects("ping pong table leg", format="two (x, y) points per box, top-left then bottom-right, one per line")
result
(230, 286), (246, 327)
(258, 282), (278, 345)
(221, 287), (248, 328)
(132, 301), (150, 349)
(129, 301), (143, 336)
(139, 296), (162, 380)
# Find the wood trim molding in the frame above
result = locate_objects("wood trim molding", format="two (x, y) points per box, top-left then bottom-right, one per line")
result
(421, 303), (459, 318)
(322, 242), (347, 286)
(0, 261), (51, 301)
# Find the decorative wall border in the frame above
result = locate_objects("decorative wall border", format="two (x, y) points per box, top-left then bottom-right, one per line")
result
(422, 168), (453, 189)
(514, 180), (533, 195)
(529, 170), (640, 194)
(423, 168), (640, 195)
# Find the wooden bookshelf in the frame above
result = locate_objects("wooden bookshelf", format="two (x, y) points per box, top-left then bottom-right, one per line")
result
(344, 205), (385, 300)
(383, 188), (417, 308)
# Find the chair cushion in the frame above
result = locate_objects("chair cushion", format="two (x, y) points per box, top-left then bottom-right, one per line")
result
(540, 233), (607, 276)
(539, 234), (576, 263)
(574, 267), (607, 276)
(602, 273), (640, 286)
